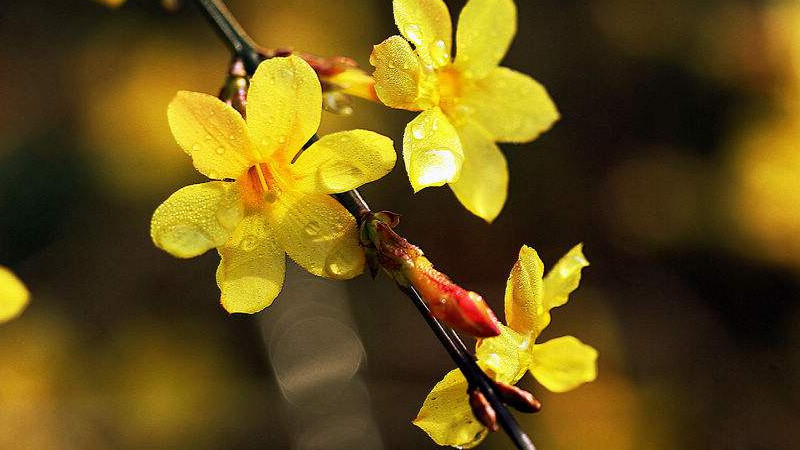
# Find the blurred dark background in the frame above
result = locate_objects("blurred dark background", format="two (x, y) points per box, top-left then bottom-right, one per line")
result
(1, 0), (799, 449)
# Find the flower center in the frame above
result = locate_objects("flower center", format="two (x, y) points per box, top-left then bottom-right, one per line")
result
(436, 66), (463, 115)
(238, 163), (285, 210)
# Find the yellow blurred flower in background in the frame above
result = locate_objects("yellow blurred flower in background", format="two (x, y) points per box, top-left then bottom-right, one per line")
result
(370, 0), (559, 222)
(151, 55), (396, 314)
(414, 244), (598, 448)
(0, 265), (29, 324)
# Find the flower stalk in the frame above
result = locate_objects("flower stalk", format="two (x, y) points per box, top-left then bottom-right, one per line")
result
(189, 0), (538, 448)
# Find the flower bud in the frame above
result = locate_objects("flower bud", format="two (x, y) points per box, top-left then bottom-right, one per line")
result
(495, 382), (542, 413)
(468, 389), (499, 432)
(361, 213), (501, 338)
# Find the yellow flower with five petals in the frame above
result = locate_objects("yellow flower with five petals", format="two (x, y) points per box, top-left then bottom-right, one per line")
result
(413, 244), (597, 448)
(0, 265), (30, 324)
(151, 55), (396, 314)
(370, 0), (559, 222)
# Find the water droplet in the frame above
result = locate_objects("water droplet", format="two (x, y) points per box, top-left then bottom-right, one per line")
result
(261, 137), (272, 147)
(215, 147), (225, 155)
(410, 148), (460, 187)
(304, 220), (321, 236)
(430, 39), (450, 66)
(205, 134), (212, 141)
(191, 143), (200, 152)
(339, 135), (351, 143)
(278, 136), (287, 144)
(404, 24), (423, 46)
(411, 122), (426, 140)
(388, 62), (397, 69)
(215, 204), (242, 231)
(229, 134), (236, 141)
(264, 191), (278, 203)
(241, 235), (257, 251)
(278, 67), (294, 81)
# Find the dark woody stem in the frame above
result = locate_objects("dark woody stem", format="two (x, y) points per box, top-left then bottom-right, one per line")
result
(189, 1), (536, 449)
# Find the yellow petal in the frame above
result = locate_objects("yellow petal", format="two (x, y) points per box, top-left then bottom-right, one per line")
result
(151, 182), (244, 259)
(0, 266), (30, 324)
(272, 191), (364, 279)
(370, 35), (438, 110)
(403, 108), (464, 192)
(246, 55), (321, 162)
(530, 336), (598, 393)
(216, 213), (285, 314)
(543, 244), (589, 311)
(413, 369), (489, 449)
(455, 67), (559, 143)
(454, 0), (517, 78)
(393, 0), (453, 67)
(475, 324), (533, 385)
(504, 245), (546, 337)
(291, 130), (396, 194)
(449, 121), (508, 222)
(167, 91), (255, 180)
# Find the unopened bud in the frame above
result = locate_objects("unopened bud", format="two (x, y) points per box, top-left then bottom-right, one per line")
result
(495, 382), (542, 413)
(360, 213), (501, 338)
(469, 389), (499, 432)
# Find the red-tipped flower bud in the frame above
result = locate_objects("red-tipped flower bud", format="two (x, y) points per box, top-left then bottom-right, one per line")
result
(468, 389), (500, 432)
(361, 213), (501, 338)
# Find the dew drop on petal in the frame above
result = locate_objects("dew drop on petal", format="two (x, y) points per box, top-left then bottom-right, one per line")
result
(241, 235), (257, 251)
(410, 148), (460, 187)
(430, 39), (450, 66)
(411, 122), (426, 140)
(191, 143), (200, 152)
(278, 136), (287, 144)
(404, 24), (423, 46)
(304, 220), (321, 237)
(278, 67), (294, 81)
(215, 147), (225, 155)
(339, 135), (351, 143)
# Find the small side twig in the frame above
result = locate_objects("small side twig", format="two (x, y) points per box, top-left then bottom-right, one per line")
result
(189, 1), (537, 449)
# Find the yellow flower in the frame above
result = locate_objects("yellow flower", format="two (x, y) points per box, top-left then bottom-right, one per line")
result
(151, 55), (396, 314)
(0, 265), (30, 324)
(370, 0), (560, 222)
(413, 244), (597, 448)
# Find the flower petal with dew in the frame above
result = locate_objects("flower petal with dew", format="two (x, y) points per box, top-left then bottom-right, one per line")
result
(370, 35), (438, 110)
(403, 108), (464, 192)
(394, 0), (453, 67)
(414, 244), (597, 448)
(0, 266), (29, 324)
(167, 91), (255, 180)
(217, 214), (285, 314)
(151, 182), (243, 259)
(371, 0), (559, 221)
(152, 55), (396, 314)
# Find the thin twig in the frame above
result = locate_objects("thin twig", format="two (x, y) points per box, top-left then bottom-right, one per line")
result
(187, 1), (536, 449)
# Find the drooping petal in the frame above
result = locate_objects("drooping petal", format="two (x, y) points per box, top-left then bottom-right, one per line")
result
(454, 0), (517, 78)
(246, 55), (321, 162)
(454, 67), (559, 143)
(543, 244), (589, 311)
(325, 67), (377, 102)
(413, 369), (489, 449)
(216, 213), (285, 314)
(167, 91), (255, 180)
(370, 35), (438, 110)
(151, 182), (244, 259)
(403, 108), (464, 192)
(475, 324), (534, 385)
(291, 130), (396, 194)
(449, 121), (508, 222)
(530, 336), (598, 393)
(0, 266), (30, 324)
(393, 0), (453, 68)
(503, 245), (546, 337)
(272, 191), (364, 279)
